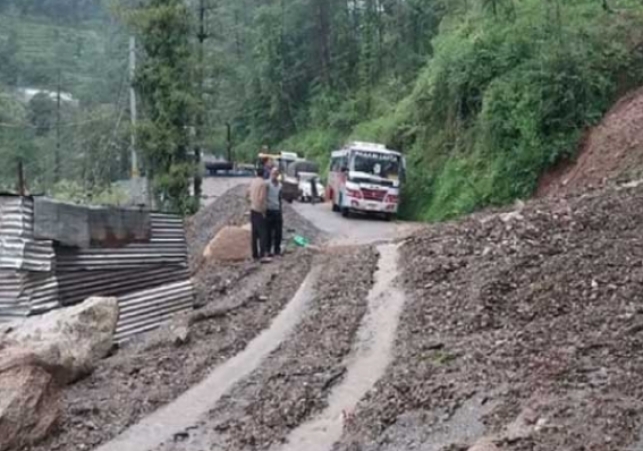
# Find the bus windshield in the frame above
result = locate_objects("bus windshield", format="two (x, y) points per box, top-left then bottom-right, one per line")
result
(351, 150), (401, 180)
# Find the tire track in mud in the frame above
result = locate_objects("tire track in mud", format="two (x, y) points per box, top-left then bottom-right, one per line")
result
(92, 264), (322, 451)
(27, 252), (314, 451)
(156, 246), (380, 451)
(276, 243), (406, 451)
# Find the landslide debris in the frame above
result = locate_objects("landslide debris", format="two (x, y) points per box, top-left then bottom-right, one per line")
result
(25, 185), (321, 451)
(539, 87), (643, 197)
(337, 184), (643, 451)
(178, 246), (379, 451)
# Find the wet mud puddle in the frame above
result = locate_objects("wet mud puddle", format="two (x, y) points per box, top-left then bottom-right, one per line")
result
(94, 266), (321, 451)
(277, 243), (406, 451)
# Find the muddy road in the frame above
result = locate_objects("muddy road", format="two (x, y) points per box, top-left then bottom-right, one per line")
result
(201, 176), (420, 246)
(77, 179), (415, 451)
(43, 178), (643, 451)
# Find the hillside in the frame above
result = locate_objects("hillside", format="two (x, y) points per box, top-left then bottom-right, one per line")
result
(202, 0), (643, 221)
(0, 12), (125, 101)
(0, 4), (129, 195)
(538, 87), (643, 197)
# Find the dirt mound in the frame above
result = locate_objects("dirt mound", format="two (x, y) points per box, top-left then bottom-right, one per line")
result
(24, 184), (325, 451)
(336, 184), (643, 451)
(538, 87), (643, 197)
(186, 185), (249, 268)
(206, 247), (379, 451)
(27, 251), (314, 451)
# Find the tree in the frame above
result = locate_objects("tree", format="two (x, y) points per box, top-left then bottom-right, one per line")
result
(127, 0), (197, 214)
(0, 88), (38, 190)
(28, 93), (57, 136)
(0, 30), (19, 86)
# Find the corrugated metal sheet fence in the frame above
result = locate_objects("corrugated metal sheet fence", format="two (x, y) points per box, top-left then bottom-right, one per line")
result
(0, 195), (194, 341)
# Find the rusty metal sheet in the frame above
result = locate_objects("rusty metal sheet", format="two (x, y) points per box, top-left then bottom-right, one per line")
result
(33, 198), (151, 248)
(54, 214), (187, 271)
(88, 205), (151, 247)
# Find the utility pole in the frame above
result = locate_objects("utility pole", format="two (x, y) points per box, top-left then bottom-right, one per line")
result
(194, 0), (206, 204)
(129, 35), (139, 178)
(226, 122), (232, 163)
(17, 159), (25, 196)
(55, 69), (61, 183)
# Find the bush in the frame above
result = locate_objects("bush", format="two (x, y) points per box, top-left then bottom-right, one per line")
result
(395, 0), (643, 220)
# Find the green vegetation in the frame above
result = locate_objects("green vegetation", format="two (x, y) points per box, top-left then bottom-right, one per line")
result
(0, 0), (129, 198)
(2, 0), (643, 219)
(205, 0), (643, 220)
(387, 0), (643, 220)
(126, 0), (198, 214)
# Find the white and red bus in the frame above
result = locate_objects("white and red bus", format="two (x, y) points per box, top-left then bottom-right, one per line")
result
(326, 142), (406, 220)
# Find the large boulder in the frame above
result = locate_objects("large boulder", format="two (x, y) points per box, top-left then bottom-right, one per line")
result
(5, 297), (119, 384)
(0, 347), (60, 451)
(203, 225), (252, 262)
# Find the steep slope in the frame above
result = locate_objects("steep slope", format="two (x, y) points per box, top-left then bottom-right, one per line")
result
(337, 182), (643, 450)
(538, 87), (643, 197)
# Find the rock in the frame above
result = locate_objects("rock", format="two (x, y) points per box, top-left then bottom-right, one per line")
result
(468, 438), (499, 451)
(5, 297), (119, 384)
(203, 226), (252, 262)
(0, 347), (61, 451)
(135, 313), (191, 350)
(168, 322), (190, 346)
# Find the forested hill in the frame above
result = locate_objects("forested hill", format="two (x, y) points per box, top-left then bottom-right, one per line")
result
(208, 0), (643, 220)
(0, 0), (129, 199)
(2, 0), (643, 219)
(0, 0), (106, 23)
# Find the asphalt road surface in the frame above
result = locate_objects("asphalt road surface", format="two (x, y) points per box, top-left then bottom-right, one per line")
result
(201, 176), (420, 245)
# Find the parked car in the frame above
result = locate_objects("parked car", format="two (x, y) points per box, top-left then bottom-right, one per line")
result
(203, 154), (233, 175)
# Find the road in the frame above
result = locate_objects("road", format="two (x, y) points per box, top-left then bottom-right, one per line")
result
(201, 176), (421, 245)
(291, 201), (420, 246)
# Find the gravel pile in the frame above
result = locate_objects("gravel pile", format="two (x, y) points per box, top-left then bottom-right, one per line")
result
(197, 246), (379, 451)
(28, 251), (313, 451)
(336, 185), (643, 451)
(26, 183), (326, 451)
(187, 185), (249, 268)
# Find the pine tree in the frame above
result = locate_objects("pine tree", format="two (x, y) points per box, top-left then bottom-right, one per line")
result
(128, 0), (197, 214)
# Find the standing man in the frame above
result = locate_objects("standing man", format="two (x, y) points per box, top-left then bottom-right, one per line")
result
(310, 175), (318, 206)
(248, 168), (270, 262)
(266, 167), (283, 257)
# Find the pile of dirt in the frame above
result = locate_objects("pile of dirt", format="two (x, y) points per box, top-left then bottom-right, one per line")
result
(336, 184), (643, 451)
(164, 246), (379, 451)
(538, 87), (643, 197)
(27, 251), (314, 451)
